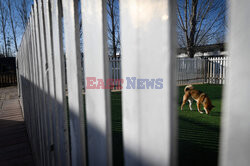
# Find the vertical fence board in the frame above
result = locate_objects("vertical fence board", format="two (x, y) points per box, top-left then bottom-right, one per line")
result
(120, 0), (177, 165)
(32, 6), (45, 164)
(222, 58), (225, 84)
(81, 0), (112, 165)
(38, 0), (52, 164)
(30, 8), (40, 164)
(43, 0), (57, 165)
(30, 8), (37, 163)
(34, 1), (47, 164)
(61, 0), (86, 165)
(210, 59), (212, 83)
(26, 19), (34, 154)
(51, 0), (70, 165)
(219, 1), (250, 166)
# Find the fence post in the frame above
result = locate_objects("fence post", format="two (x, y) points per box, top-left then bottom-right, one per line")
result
(51, 0), (70, 165)
(218, 57), (221, 84)
(26, 18), (34, 160)
(210, 58), (212, 83)
(219, 1), (250, 166)
(38, 0), (54, 164)
(223, 57), (226, 84)
(81, 0), (113, 165)
(203, 58), (206, 83)
(43, 0), (59, 165)
(61, 0), (87, 165)
(120, 0), (177, 165)
(30, 7), (38, 164)
(214, 58), (216, 83)
(16, 58), (20, 96)
(34, 1), (47, 164)
(29, 8), (40, 164)
(214, 57), (217, 83)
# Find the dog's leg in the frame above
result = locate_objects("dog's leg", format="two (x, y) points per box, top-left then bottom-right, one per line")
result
(181, 93), (188, 111)
(203, 104), (211, 115)
(188, 99), (193, 111)
(204, 107), (209, 114)
(196, 100), (203, 114)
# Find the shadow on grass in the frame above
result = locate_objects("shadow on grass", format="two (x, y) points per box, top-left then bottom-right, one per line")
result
(210, 111), (221, 117)
(112, 86), (222, 166)
(178, 115), (220, 166)
(178, 140), (218, 166)
(112, 84), (222, 166)
(111, 92), (124, 166)
(20, 77), (222, 166)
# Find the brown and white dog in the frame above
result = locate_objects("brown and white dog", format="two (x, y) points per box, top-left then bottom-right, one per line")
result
(181, 85), (214, 114)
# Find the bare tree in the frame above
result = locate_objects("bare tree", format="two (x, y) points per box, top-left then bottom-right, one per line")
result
(107, 0), (120, 57)
(78, 0), (120, 57)
(177, 0), (226, 58)
(0, 0), (8, 57)
(16, 0), (28, 30)
(7, 0), (18, 52)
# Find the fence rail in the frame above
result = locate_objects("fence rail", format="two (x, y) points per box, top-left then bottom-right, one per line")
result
(16, 0), (250, 166)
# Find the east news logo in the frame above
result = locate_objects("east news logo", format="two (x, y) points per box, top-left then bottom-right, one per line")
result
(86, 77), (163, 89)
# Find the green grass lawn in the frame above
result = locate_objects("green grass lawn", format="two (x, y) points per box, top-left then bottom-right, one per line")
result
(177, 84), (222, 166)
(111, 92), (124, 166)
(111, 84), (223, 166)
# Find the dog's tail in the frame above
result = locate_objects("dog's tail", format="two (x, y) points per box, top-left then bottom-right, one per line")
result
(184, 84), (194, 92)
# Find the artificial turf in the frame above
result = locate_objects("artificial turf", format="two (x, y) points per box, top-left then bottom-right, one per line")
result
(111, 84), (223, 166)
(177, 84), (222, 166)
(111, 91), (124, 166)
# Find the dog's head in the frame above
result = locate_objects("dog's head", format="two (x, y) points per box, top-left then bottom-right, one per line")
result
(207, 105), (215, 114)
(184, 84), (194, 92)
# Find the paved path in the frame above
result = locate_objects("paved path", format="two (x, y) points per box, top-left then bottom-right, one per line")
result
(0, 86), (34, 166)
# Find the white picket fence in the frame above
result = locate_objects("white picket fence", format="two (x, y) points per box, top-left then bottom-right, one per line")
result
(109, 56), (229, 87)
(109, 56), (121, 89)
(176, 57), (229, 85)
(16, 0), (250, 166)
(206, 57), (229, 84)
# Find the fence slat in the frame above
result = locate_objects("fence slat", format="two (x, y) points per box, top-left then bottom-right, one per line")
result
(26, 18), (34, 157)
(34, 1), (47, 164)
(81, 0), (112, 165)
(30, 8), (41, 164)
(38, 0), (53, 164)
(43, 0), (58, 165)
(120, 0), (177, 165)
(51, 0), (70, 165)
(219, 1), (250, 166)
(61, 0), (86, 165)
(33, 5), (46, 164)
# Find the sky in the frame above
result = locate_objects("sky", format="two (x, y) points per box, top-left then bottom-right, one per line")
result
(1, 0), (226, 57)
(2, 0), (119, 56)
(0, 0), (33, 56)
